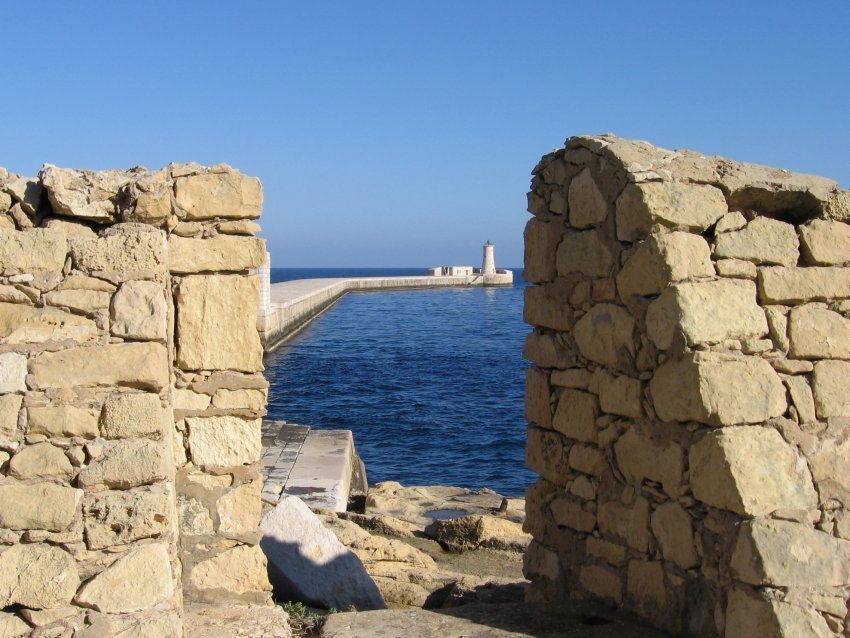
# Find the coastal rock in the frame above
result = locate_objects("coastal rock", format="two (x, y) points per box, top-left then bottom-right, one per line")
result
(424, 515), (530, 553)
(260, 496), (386, 610)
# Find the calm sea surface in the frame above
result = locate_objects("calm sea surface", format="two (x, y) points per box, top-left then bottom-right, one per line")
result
(264, 268), (534, 497)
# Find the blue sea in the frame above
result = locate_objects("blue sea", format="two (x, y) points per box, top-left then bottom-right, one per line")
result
(263, 268), (534, 497)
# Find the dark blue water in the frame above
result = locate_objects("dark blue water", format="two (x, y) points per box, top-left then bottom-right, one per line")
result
(264, 268), (534, 496)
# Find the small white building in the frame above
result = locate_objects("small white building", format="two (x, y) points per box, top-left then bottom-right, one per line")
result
(427, 242), (513, 285)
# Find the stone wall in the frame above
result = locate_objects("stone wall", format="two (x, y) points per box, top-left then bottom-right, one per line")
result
(0, 163), (271, 636)
(522, 135), (850, 637)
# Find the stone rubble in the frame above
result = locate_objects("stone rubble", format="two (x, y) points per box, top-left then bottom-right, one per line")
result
(524, 134), (850, 637)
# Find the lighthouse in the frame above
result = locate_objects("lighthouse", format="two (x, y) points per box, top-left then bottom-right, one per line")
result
(481, 240), (496, 275)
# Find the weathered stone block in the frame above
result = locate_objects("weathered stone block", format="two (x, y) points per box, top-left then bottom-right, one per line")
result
(28, 405), (100, 438)
(626, 560), (667, 618)
(212, 388), (267, 411)
(579, 565), (622, 603)
(523, 280), (572, 331)
(0, 303), (98, 344)
(595, 372), (643, 418)
(783, 375), (816, 424)
(598, 497), (650, 552)
(83, 489), (172, 550)
(75, 543), (174, 613)
(100, 392), (165, 439)
(615, 181), (727, 242)
(168, 235), (266, 273)
(174, 388), (213, 411)
(552, 389), (597, 442)
(175, 275), (263, 372)
(812, 359), (850, 418)
(43, 289), (111, 314)
(186, 416), (262, 466)
(556, 229), (615, 278)
(568, 444), (606, 476)
(0, 352), (27, 392)
(758, 266), (850, 304)
(70, 224), (166, 280)
(799, 219), (850, 265)
(0, 228), (67, 273)
(550, 496), (596, 532)
(715, 258), (757, 279)
(8, 442), (74, 480)
(526, 426), (570, 486)
(617, 231), (713, 299)
(0, 481), (81, 531)
(40, 164), (130, 221)
(731, 519), (850, 586)
(175, 169), (262, 220)
(0, 394), (22, 439)
(689, 427), (817, 517)
(111, 280), (167, 340)
(714, 217), (799, 266)
(650, 502), (698, 569)
(187, 544), (272, 604)
(525, 367), (552, 429)
(0, 544), (79, 610)
(726, 589), (833, 638)
(77, 439), (168, 488)
(0, 612), (29, 637)
(788, 303), (850, 359)
(572, 304), (635, 367)
(650, 353), (786, 426)
(523, 331), (572, 369)
(614, 428), (683, 498)
(4, 175), (42, 214)
(567, 168), (608, 228)
(646, 279), (767, 348)
(124, 167), (173, 223)
(523, 218), (562, 283)
(29, 342), (168, 391)
(217, 479), (263, 536)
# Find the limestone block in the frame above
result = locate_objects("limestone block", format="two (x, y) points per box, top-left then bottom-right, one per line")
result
(549, 496), (596, 532)
(180, 497), (215, 535)
(626, 560), (666, 617)
(615, 181), (727, 242)
(550, 369), (590, 389)
(42, 217), (98, 238)
(174, 388), (212, 411)
(597, 497), (650, 552)
(552, 389), (597, 442)
(799, 219), (850, 265)
(567, 168), (608, 228)
(70, 224), (166, 279)
(124, 168), (173, 223)
(523, 280), (572, 331)
(28, 405), (100, 438)
(58, 274), (116, 291)
(714, 217), (799, 266)
(174, 169), (262, 220)
(731, 519), (850, 586)
(43, 289), (111, 314)
(260, 496), (384, 610)
(188, 544), (272, 604)
(0, 481), (81, 531)
(218, 219), (262, 235)
(0, 303), (99, 344)
(614, 428), (683, 498)
(212, 388), (267, 411)
(783, 375), (816, 424)
(651, 502), (698, 569)
(0, 612), (29, 637)
(579, 565), (622, 604)
(556, 229), (615, 278)
(176, 275), (263, 372)
(690, 427), (817, 517)
(217, 478), (262, 536)
(587, 537), (627, 567)
(809, 431), (850, 505)
(523, 331), (572, 369)
(29, 342), (168, 391)
(764, 305), (790, 352)
(788, 304), (850, 359)
(572, 304), (635, 367)
(525, 367), (552, 429)
(616, 232), (713, 299)
(112, 612), (184, 638)
(568, 444), (606, 476)
(111, 280), (167, 340)
(75, 543), (174, 613)
(0, 352), (27, 392)
(4, 175), (42, 214)
(83, 489), (172, 550)
(646, 279), (767, 349)
(526, 427), (570, 486)
(0, 283), (31, 303)
(77, 439), (168, 488)
(812, 360), (850, 418)
(726, 590), (833, 638)
(101, 392), (165, 439)
(424, 514), (529, 552)
(186, 416), (262, 466)
(0, 228), (67, 273)
(715, 258), (757, 279)
(523, 541), (560, 582)
(40, 164), (134, 221)
(168, 235), (266, 273)
(758, 266), (850, 304)
(0, 544), (79, 609)
(650, 353), (786, 426)
(8, 442), (74, 480)
(523, 218), (562, 283)
(0, 394), (22, 439)
(596, 372), (643, 418)
(715, 211), (747, 233)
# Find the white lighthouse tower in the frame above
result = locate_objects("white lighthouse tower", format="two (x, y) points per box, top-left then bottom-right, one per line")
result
(482, 240), (496, 275)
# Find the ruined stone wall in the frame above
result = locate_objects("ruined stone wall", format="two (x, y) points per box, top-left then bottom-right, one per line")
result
(523, 135), (850, 637)
(0, 163), (270, 636)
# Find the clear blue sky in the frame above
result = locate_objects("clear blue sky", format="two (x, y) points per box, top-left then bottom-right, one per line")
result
(4, 1), (849, 267)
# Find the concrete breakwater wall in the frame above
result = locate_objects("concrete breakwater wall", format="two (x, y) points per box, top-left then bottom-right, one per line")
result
(0, 163), (270, 636)
(523, 135), (850, 637)
(259, 272), (513, 351)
